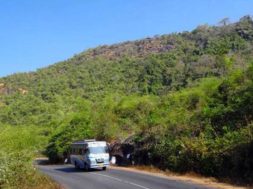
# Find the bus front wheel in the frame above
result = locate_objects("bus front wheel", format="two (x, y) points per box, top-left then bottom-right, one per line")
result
(84, 163), (89, 171)
(75, 162), (79, 169)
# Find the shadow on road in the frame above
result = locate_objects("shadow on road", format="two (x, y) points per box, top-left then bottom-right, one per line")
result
(55, 167), (104, 173)
(35, 158), (52, 165)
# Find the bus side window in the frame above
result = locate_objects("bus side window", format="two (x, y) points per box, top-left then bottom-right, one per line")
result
(79, 149), (82, 155)
(84, 148), (88, 154)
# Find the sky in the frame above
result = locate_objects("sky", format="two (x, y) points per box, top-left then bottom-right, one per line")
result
(0, 0), (252, 77)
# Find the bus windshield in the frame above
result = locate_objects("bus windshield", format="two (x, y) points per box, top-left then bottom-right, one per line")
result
(89, 146), (108, 154)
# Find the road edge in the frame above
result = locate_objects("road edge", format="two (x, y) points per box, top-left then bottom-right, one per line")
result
(109, 166), (248, 189)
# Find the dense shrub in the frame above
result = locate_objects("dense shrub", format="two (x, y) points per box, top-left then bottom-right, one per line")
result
(0, 126), (56, 189)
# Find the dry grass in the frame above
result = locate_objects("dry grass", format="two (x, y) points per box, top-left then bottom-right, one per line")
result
(29, 174), (63, 189)
(2, 172), (63, 189)
(111, 165), (250, 189)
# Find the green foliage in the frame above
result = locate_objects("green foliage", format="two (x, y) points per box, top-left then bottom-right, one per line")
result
(236, 15), (253, 40)
(1, 16), (253, 184)
(206, 35), (246, 55)
(0, 126), (50, 188)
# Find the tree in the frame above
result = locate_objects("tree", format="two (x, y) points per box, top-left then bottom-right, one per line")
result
(218, 17), (230, 26)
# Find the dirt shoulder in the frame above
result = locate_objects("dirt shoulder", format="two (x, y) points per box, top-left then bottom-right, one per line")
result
(110, 166), (250, 189)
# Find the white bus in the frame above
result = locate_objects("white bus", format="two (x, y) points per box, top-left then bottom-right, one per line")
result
(70, 139), (110, 171)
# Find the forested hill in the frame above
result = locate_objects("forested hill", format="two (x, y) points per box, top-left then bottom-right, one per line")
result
(1, 16), (253, 98)
(1, 16), (253, 184)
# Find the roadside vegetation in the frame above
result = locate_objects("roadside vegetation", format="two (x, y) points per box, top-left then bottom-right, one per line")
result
(0, 16), (253, 186)
(0, 126), (60, 189)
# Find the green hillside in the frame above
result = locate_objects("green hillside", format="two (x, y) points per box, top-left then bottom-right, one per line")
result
(1, 16), (253, 186)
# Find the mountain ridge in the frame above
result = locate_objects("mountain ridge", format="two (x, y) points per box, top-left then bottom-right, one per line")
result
(1, 16), (252, 96)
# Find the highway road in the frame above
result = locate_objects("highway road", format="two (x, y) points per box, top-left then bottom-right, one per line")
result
(38, 164), (217, 189)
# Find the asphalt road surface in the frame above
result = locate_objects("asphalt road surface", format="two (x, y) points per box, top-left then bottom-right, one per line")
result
(38, 164), (216, 189)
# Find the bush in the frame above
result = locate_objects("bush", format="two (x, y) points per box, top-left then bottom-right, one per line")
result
(0, 126), (54, 189)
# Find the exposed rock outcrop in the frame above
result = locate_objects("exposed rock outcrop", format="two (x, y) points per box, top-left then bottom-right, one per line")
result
(0, 83), (9, 95)
(109, 135), (154, 166)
